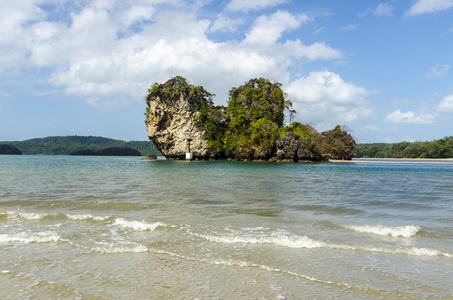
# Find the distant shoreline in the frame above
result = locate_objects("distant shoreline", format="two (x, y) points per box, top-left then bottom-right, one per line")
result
(330, 158), (453, 164)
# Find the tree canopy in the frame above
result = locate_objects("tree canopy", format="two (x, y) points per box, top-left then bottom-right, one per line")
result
(356, 137), (453, 159)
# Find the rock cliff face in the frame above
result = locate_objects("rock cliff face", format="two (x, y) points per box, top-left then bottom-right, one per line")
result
(145, 76), (356, 161)
(145, 77), (212, 159)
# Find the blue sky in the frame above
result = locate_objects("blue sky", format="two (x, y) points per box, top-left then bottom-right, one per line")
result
(1, 0), (452, 143)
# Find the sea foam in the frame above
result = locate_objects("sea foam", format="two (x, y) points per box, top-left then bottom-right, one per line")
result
(91, 244), (148, 253)
(113, 218), (166, 231)
(196, 230), (452, 258)
(3, 210), (48, 220)
(199, 233), (326, 249)
(0, 232), (60, 243)
(343, 224), (421, 237)
(66, 213), (110, 222)
(2, 209), (111, 223)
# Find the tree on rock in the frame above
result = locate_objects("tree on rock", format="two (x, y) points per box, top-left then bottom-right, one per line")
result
(321, 125), (356, 160)
(222, 78), (290, 160)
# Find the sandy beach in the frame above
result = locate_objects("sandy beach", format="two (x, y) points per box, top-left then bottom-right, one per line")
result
(330, 158), (453, 164)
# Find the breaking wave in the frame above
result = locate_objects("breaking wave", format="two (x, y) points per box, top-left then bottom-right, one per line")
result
(1, 210), (48, 220)
(0, 232), (61, 243)
(1, 209), (111, 222)
(113, 218), (167, 231)
(343, 224), (421, 237)
(91, 243), (149, 253)
(198, 233), (326, 249)
(65, 214), (111, 222)
(194, 230), (452, 258)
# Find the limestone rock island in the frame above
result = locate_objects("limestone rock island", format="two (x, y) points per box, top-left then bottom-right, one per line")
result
(145, 76), (355, 161)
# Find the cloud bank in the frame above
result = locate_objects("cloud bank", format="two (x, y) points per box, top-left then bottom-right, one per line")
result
(385, 110), (438, 124)
(286, 71), (375, 128)
(0, 1), (347, 114)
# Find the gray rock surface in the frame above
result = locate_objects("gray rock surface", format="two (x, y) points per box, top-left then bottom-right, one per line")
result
(146, 77), (211, 159)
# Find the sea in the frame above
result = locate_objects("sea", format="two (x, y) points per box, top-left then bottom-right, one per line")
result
(0, 155), (452, 299)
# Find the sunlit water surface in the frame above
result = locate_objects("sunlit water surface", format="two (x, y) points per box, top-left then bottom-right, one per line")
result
(1, 155), (452, 299)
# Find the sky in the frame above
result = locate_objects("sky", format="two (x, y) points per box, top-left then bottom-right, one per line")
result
(0, 0), (452, 143)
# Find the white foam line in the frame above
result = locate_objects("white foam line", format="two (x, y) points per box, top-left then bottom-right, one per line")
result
(66, 214), (110, 222)
(2, 210), (111, 223)
(149, 248), (414, 296)
(195, 233), (452, 258)
(113, 218), (166, 231)
(0, 232), (60, 243)
(91, 244), (149, 254)
(343, 224), (421, 238)
(3, 210), (48, 220)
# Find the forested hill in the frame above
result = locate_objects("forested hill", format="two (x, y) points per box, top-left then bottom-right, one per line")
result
(0, 136), (161, 156)
(356, 136), (453, 159)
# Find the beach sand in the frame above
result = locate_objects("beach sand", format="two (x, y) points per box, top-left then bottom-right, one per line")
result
(330, 158), (453, 164)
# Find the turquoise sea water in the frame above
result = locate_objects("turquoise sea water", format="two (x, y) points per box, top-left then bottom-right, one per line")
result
(0, 155), (452, 299)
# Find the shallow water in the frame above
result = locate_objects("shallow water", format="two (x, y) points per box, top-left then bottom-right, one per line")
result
(1, 155), (452, 299)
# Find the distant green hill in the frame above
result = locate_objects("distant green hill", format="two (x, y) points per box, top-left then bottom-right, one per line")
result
(355, 136), (453, 158)
(0, 136), (161, 156)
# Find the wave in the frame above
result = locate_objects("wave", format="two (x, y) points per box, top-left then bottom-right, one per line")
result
(194, 231), (452, 258)
(113, 218), (167, 231)
(198, 233), (326, 249)
(343, 224), (421, 237)
(1, 209), (168, 233)
(65, 214), (111, 222)
(0, 231), (61, 243)
(1, 210), (48, 220)
(1, 209), (111, 223)
(90, 243), (149, 253)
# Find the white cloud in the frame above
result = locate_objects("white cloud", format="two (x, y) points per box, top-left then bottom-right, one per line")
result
(359, 3), (394, 18)
(406, 0), (453, 16)
(313, 27), (326, 35)
(426, 64), (450, 79)
(374, 3), (394, 16)
(225, 0), (287, 12)
(244, 10), (312, 45)
(340, 24), (358, 31)
(210, 14), (244, 32)
(120, 5), (154, 28)
(436, 94), (453, 112)
(384, 110), (438, 124)
(0, 0), (47, 71)
(286, 71), (375, 128)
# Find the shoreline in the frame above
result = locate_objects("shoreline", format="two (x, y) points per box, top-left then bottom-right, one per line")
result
(330, 158), (453, 164)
